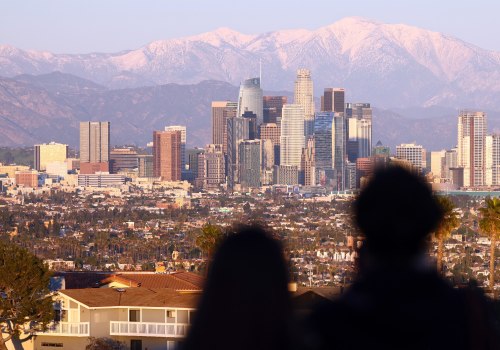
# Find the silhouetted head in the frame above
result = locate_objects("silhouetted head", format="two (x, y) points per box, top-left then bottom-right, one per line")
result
(354, 166), (442, 262)
(183, 225), (291, 350)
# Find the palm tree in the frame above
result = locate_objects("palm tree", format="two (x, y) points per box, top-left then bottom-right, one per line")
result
(195, 223), (223, 261)
(435, 196), (460, 273)
(479, 197), (500, 291)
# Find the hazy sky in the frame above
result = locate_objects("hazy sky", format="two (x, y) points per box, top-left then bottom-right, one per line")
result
(1, 0), (499, 53)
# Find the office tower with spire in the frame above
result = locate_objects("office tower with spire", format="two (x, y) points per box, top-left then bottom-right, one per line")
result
(79, 121), (110, 174)
(321, 88), (345, 113)
(153, 130), (182, 181)
(457, 111), (487, 187)
(237, 78), (263, 125)
(294, 69), (315, 137)
(263, 96), (287, 124)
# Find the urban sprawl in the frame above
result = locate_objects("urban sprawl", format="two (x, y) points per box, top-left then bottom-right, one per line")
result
(0, 69), (499, 349)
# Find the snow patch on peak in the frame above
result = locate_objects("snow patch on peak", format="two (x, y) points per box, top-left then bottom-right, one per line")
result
(189, 27), (256, 47)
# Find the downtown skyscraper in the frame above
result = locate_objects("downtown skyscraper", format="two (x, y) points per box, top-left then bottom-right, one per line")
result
(153, 129), (182, 181)
(294, 69), (315, 137)
(457, 111), (487, 187)
(79, 121), (110, 174)
(280, 104), (305, 168)
(237, 78), (263, 125)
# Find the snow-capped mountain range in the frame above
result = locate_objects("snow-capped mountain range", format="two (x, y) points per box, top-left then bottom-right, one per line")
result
(2, 17), (500, 109)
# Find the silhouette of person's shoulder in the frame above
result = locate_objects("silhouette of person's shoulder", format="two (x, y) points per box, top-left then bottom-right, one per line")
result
(307, 268), (497, 350)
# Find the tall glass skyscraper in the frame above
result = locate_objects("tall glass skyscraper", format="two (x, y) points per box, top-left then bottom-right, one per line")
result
(314, 112), (346, 190)
(237, 78), (263, 125)
(314, 112), (334, 170)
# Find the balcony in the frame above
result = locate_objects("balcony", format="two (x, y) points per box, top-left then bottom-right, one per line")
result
(40, 322), (90, 337)
(110, 321), (189, 338)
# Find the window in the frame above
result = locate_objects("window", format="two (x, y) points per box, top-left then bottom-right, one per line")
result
(131, 339), (142, 350)
(129, 309), (140, 322)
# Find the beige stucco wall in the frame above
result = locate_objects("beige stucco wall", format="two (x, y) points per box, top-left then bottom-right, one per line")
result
(33, 336), (87, 350)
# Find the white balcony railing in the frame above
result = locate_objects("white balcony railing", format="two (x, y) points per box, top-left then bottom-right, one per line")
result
(41, 322), (90, 337)
(110, 321), (189, 338)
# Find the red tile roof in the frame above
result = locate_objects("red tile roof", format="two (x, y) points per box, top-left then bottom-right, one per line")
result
(61, 288), (200, 308)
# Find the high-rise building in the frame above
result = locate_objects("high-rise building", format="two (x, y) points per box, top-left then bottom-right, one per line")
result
(212, 101), (238, 153)
(34, 142), (68, 171)
(186, 148), (205, 179)
(274, 165), (299, 185)
(237, 78), (263, 125)
(109, 148), (138, 173)
(165, 126), (187, 170)
(430, 150), (446, 180)
(238, 140), (261, 188)
(373, 141), (391, 157)
(347, 118), (372, 161)
(260, 123), (281, 166)
(443, 148), (458, 181)
(294, 69), (315, 136)
(280, 104), (305, 168)
(301, 138), (315, 186)
(314, 111), (346, 190)
(261, 139), (275, 170)
(79, 121), (110, 174)
(321, 88), (345, 113)
(263, 96), (287, 124)
(197, 144), (226, 191)
(153, 130), (182, 181)
(137, 155), (154, 178)
(396, 143), (425, 172)
(486, 134), (500, 186)
(227, 116), (250, 188)
(346, 103), (372, 161)
(314, 112), (334, 170)
(458, 111), (487, 187)
(346, 103), (372, 119)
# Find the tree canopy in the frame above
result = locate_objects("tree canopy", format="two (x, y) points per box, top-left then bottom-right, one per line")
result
(0, 241), (54, 350)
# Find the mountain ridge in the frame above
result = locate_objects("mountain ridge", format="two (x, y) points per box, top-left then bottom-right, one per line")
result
(1, 17), (500, 109)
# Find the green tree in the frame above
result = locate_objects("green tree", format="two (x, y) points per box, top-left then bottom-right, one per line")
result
(86, 337), (125, 350)
(195, 223), (224, 261)
(479, 197), (500, 291)
(0, 241), (54, 350)
(435, 196), (460, 273)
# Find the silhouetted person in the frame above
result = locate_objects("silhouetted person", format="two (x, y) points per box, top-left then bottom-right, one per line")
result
(307, 166), (499, 350)
(183, 225), (292, 350)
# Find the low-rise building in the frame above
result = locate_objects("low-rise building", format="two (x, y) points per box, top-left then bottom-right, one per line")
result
(36, 288), (199, 350)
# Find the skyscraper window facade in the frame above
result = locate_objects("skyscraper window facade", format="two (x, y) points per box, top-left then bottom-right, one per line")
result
(280, 104), (305, 168)
(457, 111), (487, 187)
(237, 78), (263, 125)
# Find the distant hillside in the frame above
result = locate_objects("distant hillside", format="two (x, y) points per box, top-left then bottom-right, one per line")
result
(2, 17), (500, 110)
(1, 72), (500, 151)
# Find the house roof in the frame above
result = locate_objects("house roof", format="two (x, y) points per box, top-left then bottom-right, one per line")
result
(100, 272), (204, 291)
(60, 288), (200, 308)
(53, 271), (204, 291)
